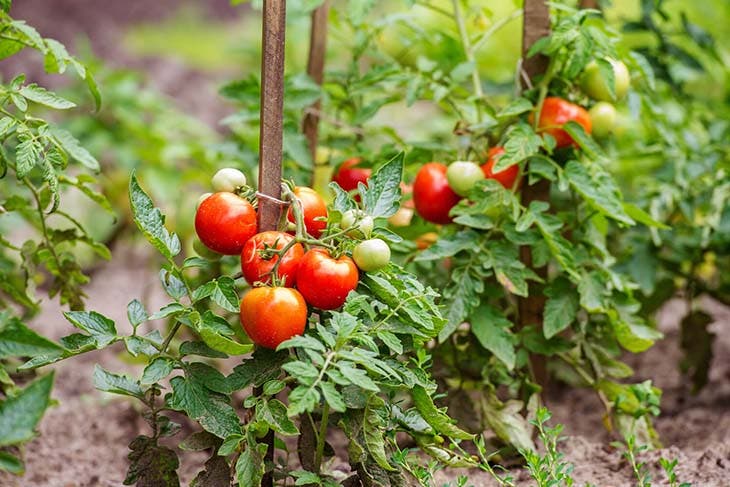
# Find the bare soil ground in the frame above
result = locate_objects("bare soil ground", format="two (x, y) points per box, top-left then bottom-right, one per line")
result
(0, 244), (727, 487)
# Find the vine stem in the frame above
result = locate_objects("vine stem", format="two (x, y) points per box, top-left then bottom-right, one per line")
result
(451, 0), (483, 120)
(314, 402), (330, 472)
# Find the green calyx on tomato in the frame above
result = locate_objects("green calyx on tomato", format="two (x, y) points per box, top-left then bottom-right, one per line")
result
(287, 186), (328, 238)
(446, 161), (485, 197)
(340, 209), (374, 238)
(241, 231), (304, 287)
(211, 167), (247, 193)
(413, 162), (461, 225)
(589, 102), (618, 138)
(296, 248), (359, 310)
(195, 192), (257, 255)
(530, 97), (592, 149)
(481, 147), (520, 190)
(240, 286), (307, 349)
(581, 59), (630, 102)
(353, 238), (390, 272)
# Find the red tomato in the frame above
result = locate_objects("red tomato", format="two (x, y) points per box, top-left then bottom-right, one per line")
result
(240, 287), (307, 349)
(241, 231), (304, 287)
(288, 187), (328, 238)
(412, 163), (461, 224)
(195, 192), (257, 255)
(529, 97), (592, 149)
(481, 147), (520, 189)
(332, 158), (371, 192)
(296, 248), (359, 310)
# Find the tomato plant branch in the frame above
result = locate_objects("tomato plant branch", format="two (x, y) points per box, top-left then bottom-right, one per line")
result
(314, 402), (330, 472)
(451, 0), (484, 120)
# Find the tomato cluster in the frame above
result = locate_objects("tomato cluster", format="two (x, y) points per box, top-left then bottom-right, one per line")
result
(410, 59), (631, 226)
(194, 167), (392, 349)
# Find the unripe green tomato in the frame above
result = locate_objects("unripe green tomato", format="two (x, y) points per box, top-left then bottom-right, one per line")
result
(353, 238), (390, 272)
(589, 102), (618, 138)
(211, 167), (247, 193)
(193, 237), (221, 260)
(340, 210), (374, 238)
(581, 59), (630, 102)
(446, 161), (485, 197)
(197, 192), (213, 210)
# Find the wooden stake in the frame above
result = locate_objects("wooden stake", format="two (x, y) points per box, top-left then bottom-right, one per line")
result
(258, 0), (287, 231)
(518, 0), (551, 391)
(303, 0), (330, 165)
(257, 2), (286, 485)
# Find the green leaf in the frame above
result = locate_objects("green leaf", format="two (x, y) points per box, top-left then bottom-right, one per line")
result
(168, 376), (242, 439)
(64, 311), (117, 347)
(15, 137), (41, 178)
(129, 172), (181, 260)
(287, 385), (321, 416)
(226, 349), (288, 391)
(236, 443), (267, 487)
(469, 304), (516, 370)
(124, 435), (180, 486)
(196, 312), (252, 356)
(0, 373), (54, 447)
(361, 152), (403, 218)
(412, 386), (474, 440)
(192, 277), (239, 313)
(0, 317), (64, 359)
(0, 451), (23, 474)
(19, 84), (75, 109)
(623, 203), (669, 229)
(320, 382), (346, 413)
(415, 230), (478, 261)
(282, 361), (319, 380)
(180, 341), (228, 359)
(50, 127), (99, 172)
(257, 398), (299, 435)
(337, 362), (379, 392)
(543, 278), (578, 338)
(141, 357), (175, 385)
(364, 395), (396, 471)
(93, 365), (144, 399)
(493, 123), (542, 172)
(481, 394), (535, 452)
(497, 97), (533, 118)
(564, 161), (633, 225)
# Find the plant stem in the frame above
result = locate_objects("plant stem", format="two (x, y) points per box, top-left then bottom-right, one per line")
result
(472, 9), (523, 53)
(314, 402), (330, 472)
(451, 0), (483, 120)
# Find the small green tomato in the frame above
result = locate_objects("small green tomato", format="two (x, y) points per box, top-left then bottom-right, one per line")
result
(211, 167), (247, 193)
(589, 102), (618, 138)
(340, 210), (374, 238)
(446, 161), (484, 197)
(353, 238), (390, 272)
(193, 237), (221, 260)
(581, 59), (630, 102)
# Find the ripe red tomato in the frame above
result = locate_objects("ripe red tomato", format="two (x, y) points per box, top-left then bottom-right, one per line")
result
(481, 147), (520, 189)
(288, 187), (328, 238)
(332, 158), (371, 192)
(296, 248), (359, 310)
(530, 97), (592, 149)
(195, 192), (257, 255)
(240, 287), (307, 349)
(413, 163), (461, 224)
(241, 231), (304, 287)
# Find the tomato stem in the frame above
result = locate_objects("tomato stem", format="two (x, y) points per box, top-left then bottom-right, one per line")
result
(314, 402), (330, 473)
